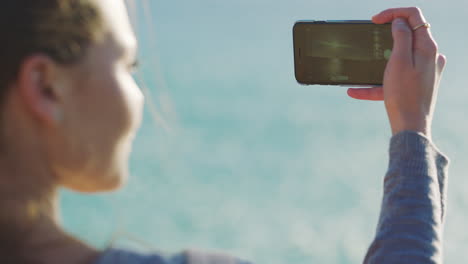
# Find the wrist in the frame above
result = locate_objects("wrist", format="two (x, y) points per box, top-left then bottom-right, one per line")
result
(390, 120), (432, 141)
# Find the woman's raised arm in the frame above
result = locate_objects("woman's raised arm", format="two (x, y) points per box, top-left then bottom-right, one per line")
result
(349, 7), (449, 264)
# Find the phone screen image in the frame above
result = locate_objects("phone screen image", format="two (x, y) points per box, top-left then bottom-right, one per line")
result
(293, 21), (393, 85)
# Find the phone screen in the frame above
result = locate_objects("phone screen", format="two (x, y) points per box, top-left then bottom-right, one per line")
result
(293, 21), (392, 85)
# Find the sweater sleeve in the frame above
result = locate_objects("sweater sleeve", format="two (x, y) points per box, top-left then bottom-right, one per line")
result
(363, 131), (450, 264)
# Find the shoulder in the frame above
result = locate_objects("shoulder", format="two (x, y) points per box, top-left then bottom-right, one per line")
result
(94, 248), (185, 264)
(94, 248), (252, 264)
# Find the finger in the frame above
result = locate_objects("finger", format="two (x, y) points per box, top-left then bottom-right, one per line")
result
(435, 54), (447, 87)
(437, 53), (447, 71)
(372, 7), (433, 43)
(390, 18), (413, 66)
(373, 7), (427, 28)
(347, 87), (384, 101)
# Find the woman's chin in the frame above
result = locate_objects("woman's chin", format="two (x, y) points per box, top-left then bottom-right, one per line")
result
(63, 170), (129, 194)
(93, 170), (129, 193)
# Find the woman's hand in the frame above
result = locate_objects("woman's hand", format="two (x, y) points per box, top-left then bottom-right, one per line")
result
(347, 7), (446, 141)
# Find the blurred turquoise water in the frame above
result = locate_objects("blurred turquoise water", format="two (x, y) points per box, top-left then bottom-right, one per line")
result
(61, 1), (468, 263)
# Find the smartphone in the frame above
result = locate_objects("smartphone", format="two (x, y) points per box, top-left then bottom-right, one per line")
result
(293, 20), (392, 86)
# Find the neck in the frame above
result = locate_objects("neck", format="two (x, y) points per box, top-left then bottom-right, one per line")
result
(0, 135), (58, 240)
(0, 159), (100, 264)
(0, 145), (99, 264)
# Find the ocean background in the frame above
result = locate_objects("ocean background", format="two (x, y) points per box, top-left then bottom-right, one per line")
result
(61, 0), (468, 263)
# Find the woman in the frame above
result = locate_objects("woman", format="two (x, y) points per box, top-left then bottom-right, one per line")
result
(0, 0), (447, 263)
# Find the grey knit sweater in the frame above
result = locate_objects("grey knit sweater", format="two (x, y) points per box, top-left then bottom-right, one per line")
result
(95, 131), (449, 264)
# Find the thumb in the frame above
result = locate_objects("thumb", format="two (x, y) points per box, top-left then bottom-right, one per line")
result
(347, 87), (384, 101)
(390, 18), (413, 66)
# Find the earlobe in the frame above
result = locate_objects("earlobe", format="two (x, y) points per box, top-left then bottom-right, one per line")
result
(16, 55), (63, 127)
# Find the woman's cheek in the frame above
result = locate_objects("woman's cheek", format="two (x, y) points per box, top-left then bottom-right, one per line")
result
(116, 66), (144, 134)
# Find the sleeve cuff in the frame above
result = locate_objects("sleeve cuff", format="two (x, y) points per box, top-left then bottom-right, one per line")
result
(389, 130), (450, 220)
(390, 131), (449, 167)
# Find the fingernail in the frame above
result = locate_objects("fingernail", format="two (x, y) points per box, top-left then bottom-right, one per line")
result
(393, 18), (410, 30)
(394, 18), (406, 25)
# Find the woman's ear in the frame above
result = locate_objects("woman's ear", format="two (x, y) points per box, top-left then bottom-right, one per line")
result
(15, 55), (64, 127)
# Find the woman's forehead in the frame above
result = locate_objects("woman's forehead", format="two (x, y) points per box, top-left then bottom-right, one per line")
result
(96, 0), (137, 52)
